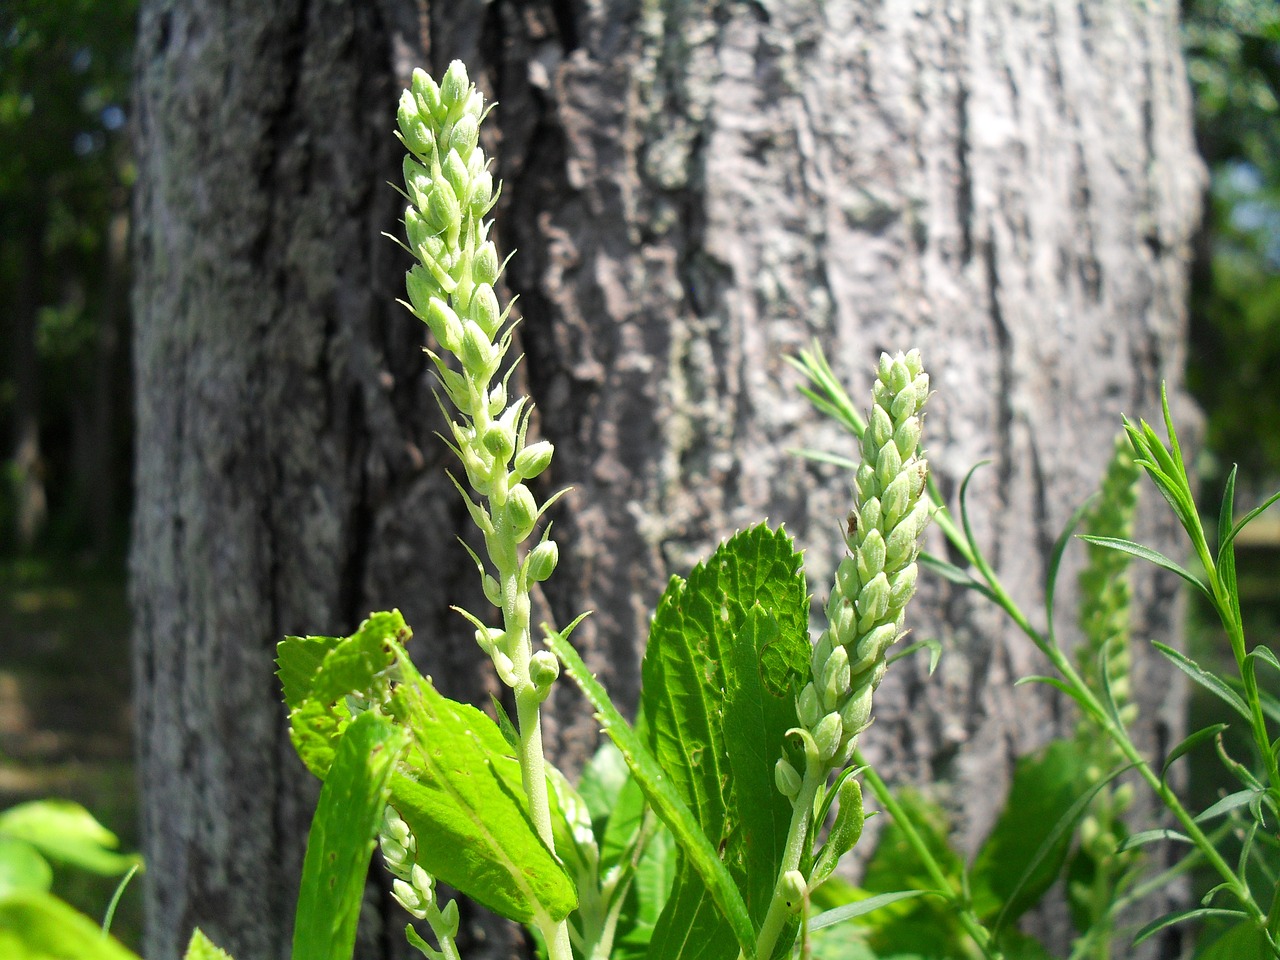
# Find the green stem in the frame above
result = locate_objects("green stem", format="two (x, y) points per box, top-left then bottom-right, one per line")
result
(751, 762), (825, 960)
(856, 757), (1003, 960)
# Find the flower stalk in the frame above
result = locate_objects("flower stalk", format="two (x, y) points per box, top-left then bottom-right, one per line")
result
(392, 60), (572, 960)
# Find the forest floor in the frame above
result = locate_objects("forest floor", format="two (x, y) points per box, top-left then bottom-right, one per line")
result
(0, 552), (142, 949)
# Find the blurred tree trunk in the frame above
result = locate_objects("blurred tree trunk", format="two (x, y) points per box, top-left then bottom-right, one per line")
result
(131, 2), (1202, 959)
(10, 196), (49, 548)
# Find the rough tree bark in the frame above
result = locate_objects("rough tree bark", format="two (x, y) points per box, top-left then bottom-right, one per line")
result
(131, 2), (1202, 959)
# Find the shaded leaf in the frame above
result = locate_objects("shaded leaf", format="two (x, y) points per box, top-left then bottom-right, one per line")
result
(1152, 642), (1252, 721)
(1163, 724), (1231, 782)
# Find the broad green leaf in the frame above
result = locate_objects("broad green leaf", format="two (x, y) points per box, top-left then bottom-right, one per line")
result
(0, 890), (141, 960)
(578, 740), (632, 843)
(0, 837), (51, 896)
(276, 635), (342, 710)
(1152, 642), (1252, 721)
(600, 775), (648, 872)
(292, 710), (408, 960)
(1077, 537), (1210, 597)
(969, 740), (1090, 924)
(613, 821), (676, 960)
(0, 801), (139, 876)
(641, 524), (808, 958)
(183, 928), (235, 960)
(389, 675), (577, 926)
(1163, 724), (1231, 782)
(544, 627), (757, 957)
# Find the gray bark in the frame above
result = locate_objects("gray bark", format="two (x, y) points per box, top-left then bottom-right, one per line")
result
(131, 1), (1202, 958)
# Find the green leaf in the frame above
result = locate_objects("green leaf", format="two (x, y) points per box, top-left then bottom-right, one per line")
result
(0, 801), (139, 877)
(1195, 789), (1262, 823)
(969, 740), (1091, 924)
(0, 890), (142, 960)
(613, 821), (677, 960)
(277, 635), (342, 710)
(1223, 487), (1280, 552)
(1162, 723), (1231, 782)
(388, 675), (578, 926)
(641, 524), (808, 956)
(1193, 920), (1272, 960)
(809, 890), (936, 931)
(183, 928), (235, 960)
(544, 626), (757, 958)
(292, 710), (408, 960)
(1117, 829), (1192, 853)
(0, 837), (52, 896)
(1133, 908), (1251, 946)
(1152, 642), (1252, 722)
(1044, 496), (1096, 644)
(1217, 466), (1240, 614)
(578, 739), (632, 842)
(1077, 537), (1210, 597)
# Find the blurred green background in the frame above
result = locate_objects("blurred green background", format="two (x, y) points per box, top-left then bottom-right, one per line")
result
(0, 0), (1277, 952)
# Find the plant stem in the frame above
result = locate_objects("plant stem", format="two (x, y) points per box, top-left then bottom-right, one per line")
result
(856, 757), (1004, 960)
(751, 762), (825, 960)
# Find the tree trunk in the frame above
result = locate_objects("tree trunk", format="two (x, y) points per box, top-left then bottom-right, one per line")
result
(131, 2), (1202, 959)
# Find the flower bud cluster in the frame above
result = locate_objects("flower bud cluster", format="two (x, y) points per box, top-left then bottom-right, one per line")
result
(379, 806), (459, 942)
(398, 61), (561, 691)
(777, 351), (930, 795)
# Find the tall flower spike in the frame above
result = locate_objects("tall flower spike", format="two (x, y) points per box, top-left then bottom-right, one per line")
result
(786, 351), (931, 783)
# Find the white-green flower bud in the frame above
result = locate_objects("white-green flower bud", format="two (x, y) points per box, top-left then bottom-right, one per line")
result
(513, 440), (554, 481)
(405, 265), (438, 316)
(473, 241), (500, 286)
(875, 441), (903, 491)
(860, 496), (882, 533)
(403, 156), (432, 211)
(440, 61), (470, 110)
(774, 757), (802, 799)
(813, 712), (843, 762)
(411, 67), (443, 119)
(482, 422), (515, 463)
(460, 320), (496, 378)
(443, 148), (470, 204)
(411, 864), (434, 899)
(397, 90), (434, 157)
(471, 282), (501, 337)
(820, 644), (851, 709)
(887, 563), (918, 609)
(380, 836), (408, 867)
(493, 650), (518, 687)
(851, 623), (898, 673)
(488, 383), (507, 416)
(869, 403), (893, 447)
(835, 559), (860, 600)
(525, 540), (559, 583)
(382, 811), (412, 847)
(829, 599), (856, 646)
(839, 685), (873, 736)
(886, 500), (930, 568)
(392, 878), (428, 919)
(855, 572), (890, 629)
(781, 870), (807, 911)
(426, 297), (463, 354)
(425, 180), (462, 237)
(474, 625), (504, 656)
(881, 471), (912, 529)
(894, 416), (922, 460)
(856, 528), (886, 583)
(469, 169), (495, 214)
(450, 114), (479, 158)
(530, 650), (560, 698)
(797, 682), (822, 729)
(508, 483), (539, 541)
(877, 352), (895, 385)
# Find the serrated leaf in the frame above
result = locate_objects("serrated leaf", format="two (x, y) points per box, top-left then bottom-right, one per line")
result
(0, 890), (141, 960)
(544, 627), (757, 958)
(0, 801), (139, 877)
(641, 524), (808, 957)
(276, 635), (342, 710)
(184, 928), (235, 960)
(389, 676), (577, 926)
(1152, 642), (1252, 721)
(292, 711), (408, 960)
